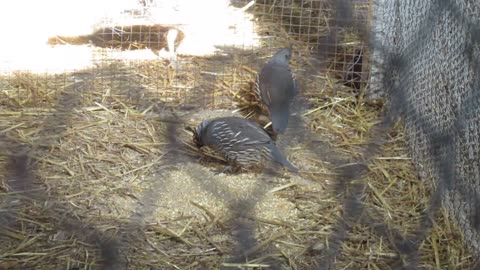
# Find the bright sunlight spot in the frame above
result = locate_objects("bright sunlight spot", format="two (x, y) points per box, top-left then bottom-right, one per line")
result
(0, 0), (260, 74)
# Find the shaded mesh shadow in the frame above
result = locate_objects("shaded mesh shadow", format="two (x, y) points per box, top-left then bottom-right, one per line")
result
(96, 47), (290, 269)
(2, 1), (479, 268)
(302, 0), (480, 269)
(0, 75), (126, 270)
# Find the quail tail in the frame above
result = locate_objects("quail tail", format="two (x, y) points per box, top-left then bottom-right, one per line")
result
(270, 106), (290, 134)
(269, 143), (298, 173)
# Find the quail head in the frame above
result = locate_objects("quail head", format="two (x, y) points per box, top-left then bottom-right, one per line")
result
(187, 116), (298, 174)
(255, 47), (298, 135)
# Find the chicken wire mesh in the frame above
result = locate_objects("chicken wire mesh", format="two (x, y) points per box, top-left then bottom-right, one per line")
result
(368, 0), (480, 262)
(0, 0), (479, 269)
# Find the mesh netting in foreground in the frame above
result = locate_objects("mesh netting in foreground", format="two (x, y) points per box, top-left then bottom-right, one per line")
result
(0, 0), (479, 269)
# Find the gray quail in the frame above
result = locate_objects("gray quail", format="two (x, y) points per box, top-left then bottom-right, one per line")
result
(187, 116), (298, 174)
(255, 47), (298, 135)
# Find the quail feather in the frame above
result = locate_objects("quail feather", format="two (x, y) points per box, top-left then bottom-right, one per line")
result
(187, 116), (298, 174)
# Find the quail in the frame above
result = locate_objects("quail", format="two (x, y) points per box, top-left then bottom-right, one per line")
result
(187, 116), (298, 174)
(255, 47), (298, 135)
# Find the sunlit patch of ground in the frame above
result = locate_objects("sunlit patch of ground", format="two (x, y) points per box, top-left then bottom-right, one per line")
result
(0, 0), (260, 74)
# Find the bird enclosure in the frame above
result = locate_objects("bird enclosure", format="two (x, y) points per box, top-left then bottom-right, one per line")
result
(0, 0), (478, 270)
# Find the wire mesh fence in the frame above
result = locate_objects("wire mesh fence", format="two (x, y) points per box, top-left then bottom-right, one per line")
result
(0, 0), (479, 269)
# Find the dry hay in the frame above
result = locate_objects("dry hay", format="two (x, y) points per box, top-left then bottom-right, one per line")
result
(0, 47), (475, 270)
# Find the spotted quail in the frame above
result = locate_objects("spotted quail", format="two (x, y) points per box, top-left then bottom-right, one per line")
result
(255, 47), (298, 135)
(187, 116), (298, 174)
